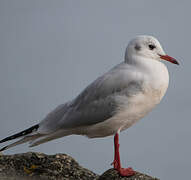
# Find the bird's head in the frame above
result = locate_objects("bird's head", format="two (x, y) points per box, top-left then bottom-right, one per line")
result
(125, 35), (179, 65)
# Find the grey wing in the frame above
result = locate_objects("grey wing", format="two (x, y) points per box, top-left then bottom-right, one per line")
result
(38, 77), (117, 133)
(39, 63), (143, 132)
(62, 92), (117, 128)
(58, 63), (143, 128)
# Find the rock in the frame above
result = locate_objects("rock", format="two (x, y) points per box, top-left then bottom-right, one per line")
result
(0, 152), (98, 180)
(0, 152), (159, 180)
(98, 169), (159, 180)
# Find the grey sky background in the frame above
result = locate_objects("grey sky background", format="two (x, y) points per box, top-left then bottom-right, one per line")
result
(0, 1), (190, 179)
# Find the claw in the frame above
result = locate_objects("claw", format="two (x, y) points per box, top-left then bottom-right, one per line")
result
(118, 167), (135, 177)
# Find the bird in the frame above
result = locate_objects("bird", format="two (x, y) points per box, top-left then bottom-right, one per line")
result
(0, 35), (179, 177)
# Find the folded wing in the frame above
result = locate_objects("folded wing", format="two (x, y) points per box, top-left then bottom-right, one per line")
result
(39, 63), (143, 133)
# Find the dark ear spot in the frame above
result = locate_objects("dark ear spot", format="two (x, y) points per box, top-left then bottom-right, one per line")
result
(135, 44), (141, 51)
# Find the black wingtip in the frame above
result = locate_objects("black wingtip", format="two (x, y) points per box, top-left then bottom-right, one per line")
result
(0, 145), (8, 152)
(0, 124), (39, 144)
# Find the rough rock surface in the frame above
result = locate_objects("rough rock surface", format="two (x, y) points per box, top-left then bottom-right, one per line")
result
(99, 169), (159, 180)
(0, 152), (159, 180)
(0, 152), (98, 180)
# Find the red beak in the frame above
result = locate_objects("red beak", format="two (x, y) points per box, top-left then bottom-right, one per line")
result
(159, 54), (179, 65)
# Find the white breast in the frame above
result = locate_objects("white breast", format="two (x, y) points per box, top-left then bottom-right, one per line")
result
(116, 60), (169, 131)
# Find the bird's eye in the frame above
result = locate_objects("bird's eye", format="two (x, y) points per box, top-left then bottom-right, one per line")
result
(148, 44), (156, 50)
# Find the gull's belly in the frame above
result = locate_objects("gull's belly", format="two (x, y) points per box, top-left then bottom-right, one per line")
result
(118, 85), (168, 131)
(118, 91), (163, 131)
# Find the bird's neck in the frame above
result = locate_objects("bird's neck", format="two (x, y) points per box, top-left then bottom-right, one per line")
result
(130, 55), (169, 90)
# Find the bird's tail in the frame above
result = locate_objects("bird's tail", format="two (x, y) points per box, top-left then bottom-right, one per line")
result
(0, 124), (43, 152)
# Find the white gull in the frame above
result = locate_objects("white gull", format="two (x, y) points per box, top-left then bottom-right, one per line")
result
(0, 35), (179, 177)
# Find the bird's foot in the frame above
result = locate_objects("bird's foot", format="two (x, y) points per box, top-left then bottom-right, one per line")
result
(117, 167), (135, 177)
(111, 160), (135, 176)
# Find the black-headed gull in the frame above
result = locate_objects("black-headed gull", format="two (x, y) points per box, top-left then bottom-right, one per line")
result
(0, 35), (179, 177)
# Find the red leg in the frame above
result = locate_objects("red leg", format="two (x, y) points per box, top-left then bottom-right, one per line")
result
(112, 132), (135, 177)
